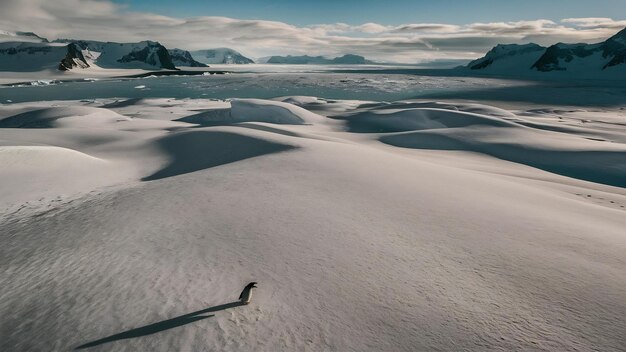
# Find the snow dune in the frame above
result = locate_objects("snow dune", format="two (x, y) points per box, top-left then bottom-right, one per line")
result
(231, 99), (324, 124)
(0, 146), (114, 208)
(177, 99), (325, 126)
(143, 130), (296, 181)
(1, 97), (625, 351)
(381, 126), (626, 188)
(0, 106), (130, 128)
(330, 107), (626, 187)
(339, 107), (516, 133)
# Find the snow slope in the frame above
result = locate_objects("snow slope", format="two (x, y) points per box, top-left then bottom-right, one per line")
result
(0, 42), (70, 71)
(1, 97), (625, 351)
(465, 44), (546, 71)
(189, 48), (254, 64)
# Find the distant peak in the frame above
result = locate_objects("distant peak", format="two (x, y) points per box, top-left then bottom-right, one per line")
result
(266, 53), (373, 65)
(488, 43), (544, 52)
(189, 48), (254, 64)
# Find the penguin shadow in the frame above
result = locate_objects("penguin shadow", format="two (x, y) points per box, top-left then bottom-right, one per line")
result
(75, 301), (244, 350)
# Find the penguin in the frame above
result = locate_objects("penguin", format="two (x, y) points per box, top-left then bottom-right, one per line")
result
(239, 282), (257, 305)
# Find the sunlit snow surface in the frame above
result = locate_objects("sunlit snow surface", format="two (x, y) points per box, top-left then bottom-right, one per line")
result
(1, 66), (626, 351)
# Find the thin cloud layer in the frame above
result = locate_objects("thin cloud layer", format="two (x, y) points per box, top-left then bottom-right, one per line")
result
(0, 0), (623, 63)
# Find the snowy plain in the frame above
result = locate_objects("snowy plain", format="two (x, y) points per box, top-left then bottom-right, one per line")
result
(1, 69), (626, 351)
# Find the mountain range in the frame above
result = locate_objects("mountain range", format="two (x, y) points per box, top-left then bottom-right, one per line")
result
(54, 39), (178, 70)
(263, 54), (374, 65)
(0, 33), (181, 71)
(0, 32), (253, 71)
(465, 27), (626, 76)
(1, 28), (625, 76)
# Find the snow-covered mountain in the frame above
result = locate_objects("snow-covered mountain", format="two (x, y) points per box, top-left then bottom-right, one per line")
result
(465, 27), (626, 76)
(189, 48), (254, 64)
(167, 49), (207, 67)
(55, 40), (177, 70)
(0, 42), (72, 71)
(0, 30), (48, 43)
(466, 44), (546, 71)
(266, 54), (373, 64)
(0, 33), (178, 72)
(58, 43), (90, 71)
(532, 28), (626, 71)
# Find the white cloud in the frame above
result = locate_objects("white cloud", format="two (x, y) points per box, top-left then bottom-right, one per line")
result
(562, 17), (626, 29)
(392, 24), (461, 33)
(0, 0), (624, 63)
(355, 23), (391, 34)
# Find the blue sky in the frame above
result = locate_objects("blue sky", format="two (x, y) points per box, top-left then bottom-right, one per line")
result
(115, 0), (626, 25)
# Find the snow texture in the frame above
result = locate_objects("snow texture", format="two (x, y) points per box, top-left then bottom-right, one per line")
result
(1, 95), (626, 351)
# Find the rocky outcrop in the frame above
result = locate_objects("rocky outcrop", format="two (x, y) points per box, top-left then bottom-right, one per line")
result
(58, 43), (89, 71)
(532, 43), (598, 71)
(167, 49), (207, 67)
(599, 27), (626, 69)
(117, 42), (176, 70)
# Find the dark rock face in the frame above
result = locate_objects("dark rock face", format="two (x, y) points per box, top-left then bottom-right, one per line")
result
(58, 43), (90, 71)
(168, 49), (207, 67)
(118, 42), (176, 70)
(155, 45), (177, 69)
(470, 58), (493, 70)
(532, 43), (596, 71)
(600, 28), (626, 69)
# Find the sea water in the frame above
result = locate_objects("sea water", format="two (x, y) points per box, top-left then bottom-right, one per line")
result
(0, 71), (523, 103)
